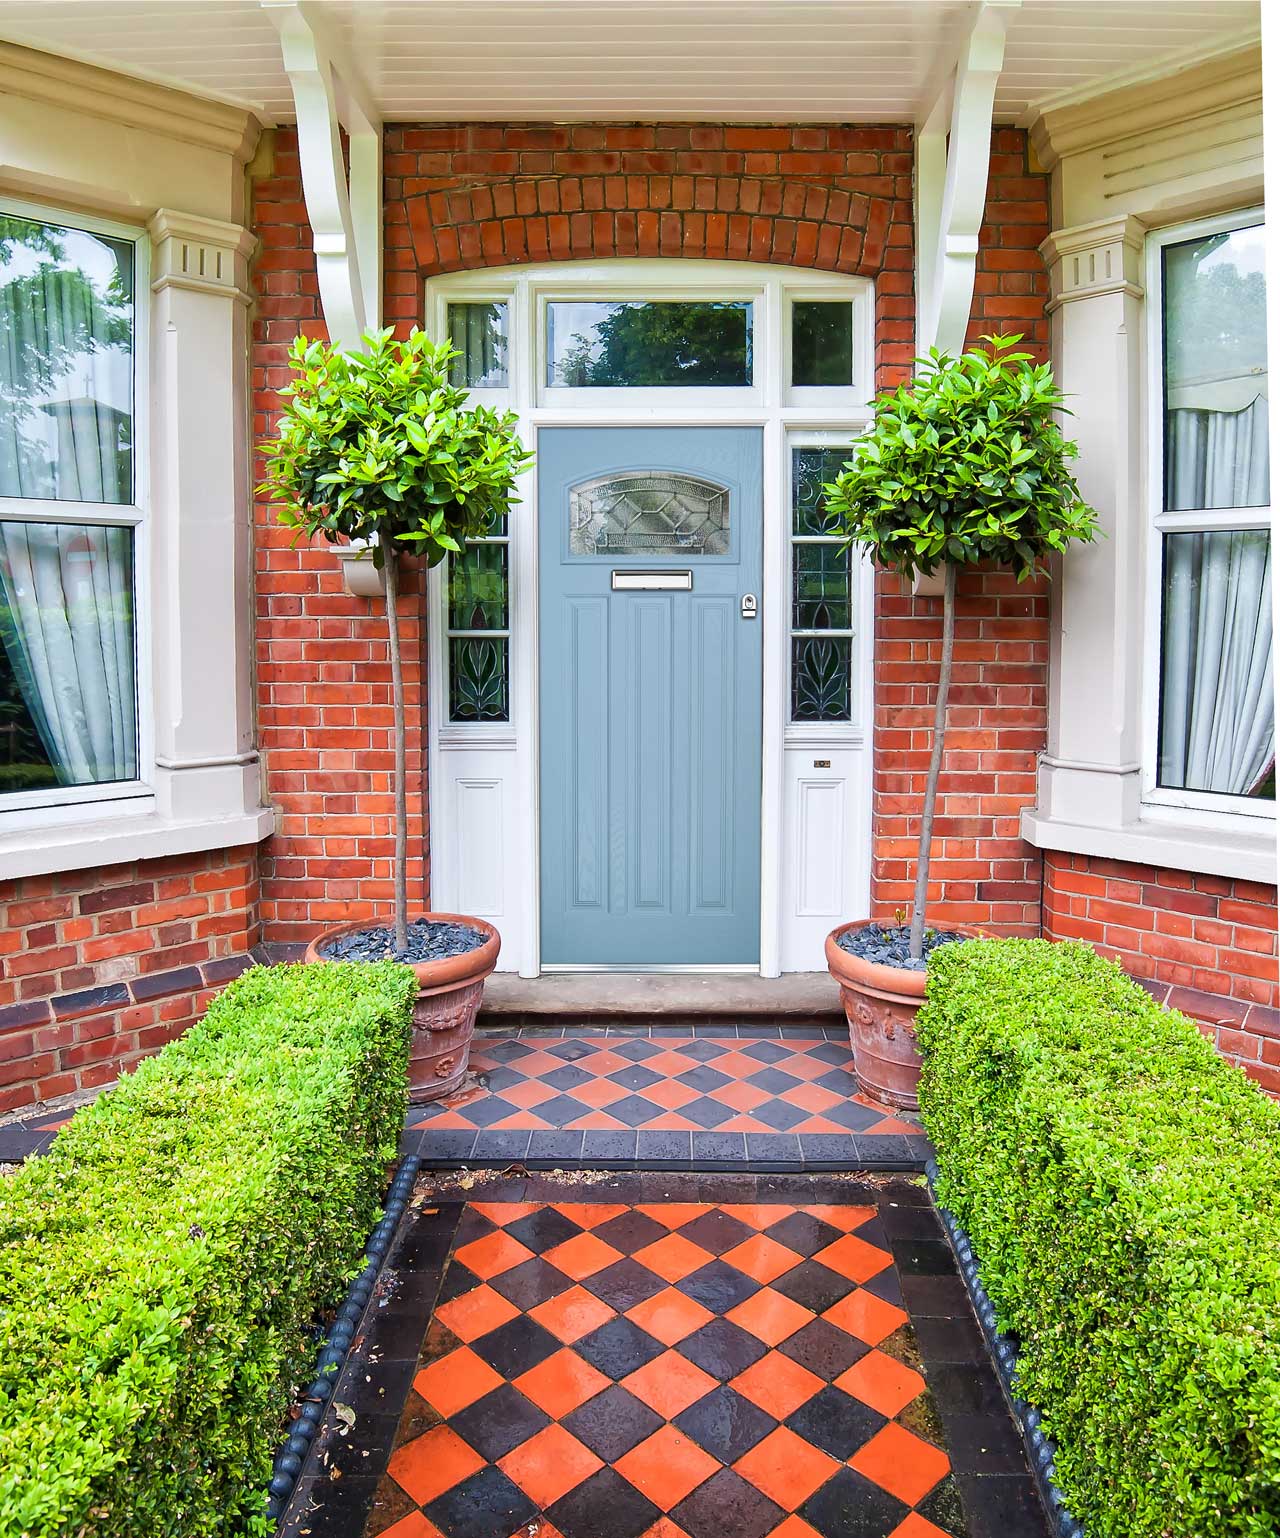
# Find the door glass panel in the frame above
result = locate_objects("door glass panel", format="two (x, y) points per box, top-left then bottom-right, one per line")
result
(448, 540), (508, 630)
(569, 471), (730, 556)
(547, 301), (752, 387)
(790, 445), (852, 722)
(449, 636), (508, 722)
(793, 542), (851, 629)
(792, 301), (854, 387)
(447, 302), (508, 388)
(792, 637), (851, 722)
(792, 446), (847, 534)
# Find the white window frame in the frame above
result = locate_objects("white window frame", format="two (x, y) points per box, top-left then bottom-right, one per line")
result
(0, 195), (152, 827)
(1142, 208), (1273, 826)
(423, 259), (876, 976)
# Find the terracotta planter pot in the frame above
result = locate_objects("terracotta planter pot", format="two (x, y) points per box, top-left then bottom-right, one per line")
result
(825, 919), (982, 1112)
(304, 914), (500, 1102)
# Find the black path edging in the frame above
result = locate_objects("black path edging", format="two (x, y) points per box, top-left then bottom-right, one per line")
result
(266, 1152), (422, 1525)
(925, 1159), (1085, 1538)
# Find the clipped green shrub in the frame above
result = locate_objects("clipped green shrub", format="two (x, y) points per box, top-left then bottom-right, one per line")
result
(0, 961), (415, 1538)
(917, 939), (1280, 1538)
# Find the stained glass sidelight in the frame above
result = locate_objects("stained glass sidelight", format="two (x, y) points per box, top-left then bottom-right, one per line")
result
(447, 534), (510, 722)
(790, 446), (852, 722)
(569, 471), (730, 556)
(449, 636), (509, 722)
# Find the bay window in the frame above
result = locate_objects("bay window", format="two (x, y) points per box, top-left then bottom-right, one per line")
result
(0, 206), (143, 806)
(1151, 215), (1274, 813)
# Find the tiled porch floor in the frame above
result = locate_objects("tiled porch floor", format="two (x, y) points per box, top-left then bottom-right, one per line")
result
(284, 1171), (1050, 1538)
(407, 1027), (930, 1173)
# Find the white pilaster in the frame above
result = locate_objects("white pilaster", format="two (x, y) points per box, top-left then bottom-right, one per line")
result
(147, 209), (263, 824)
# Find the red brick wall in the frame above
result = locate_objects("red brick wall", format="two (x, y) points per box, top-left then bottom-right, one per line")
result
(253, 133), (430, 944)
(0, 848), (259, 1114)
(1043, 852), (1279, 1090)
(869, 129), (1051, 934)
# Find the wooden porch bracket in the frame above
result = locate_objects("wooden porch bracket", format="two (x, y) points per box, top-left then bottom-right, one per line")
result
(263, 0), (382, 347)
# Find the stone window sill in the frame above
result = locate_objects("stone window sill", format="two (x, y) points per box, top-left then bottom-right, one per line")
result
(1020, 806), (1276, 885)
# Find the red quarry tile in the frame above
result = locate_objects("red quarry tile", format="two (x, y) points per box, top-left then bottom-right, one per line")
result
(813, 1234), (893, 1284)
(635, 1232), (716, 1283)
(387, 1424), (484, 1505)
(836, 1349), (927, 1418)
(641, 1078), (702, 1110)
(643, 1049), (703, 1077)
(543, 1231), (626, 1279)
(498, 1422), (604, 1508)
(779, 1053), (844, 1081)
(551, 1201), (631, 1228)
(471, 1200), (544, 1225)
(507, 1050), (567, 1077)
(762, 1517), (825, 1538)
(636, 1203), (712, 1228)
(721, 1234), (803, 1285)
(800, 1204), (878, 1232)
(889, 1514), (956, 1538)
(644, 1112), (703, 1131)
(413, 1347), (504, 1416)
(501, 1079), (559, 1109)
(850, 1421), (951, 1506)
(565, 1077), (629, 1107)
(710, 1080), (773, 1112)
(869, 1116), (921, 1136)
(733, 1425), (840, 1510)
(412, 1111), (478, 1130)
(378, 1513), (448, 1538)
(640, 1520), (695, 1538)
(530, 1284), (617, 1344)
(707, 1049), (766, 1079)
(615, 1424), (721, 1509)
(434, 1283), (520, 1343)
(453, 1229), (536, 1280)
(720, 1204), (796, 1230)
(823, 1289), (910, 1346)
(626, 1287), (716, 1346)
(727, 1287), (815, 1346)
(623, 1349), (719, 1419)
(567, 1109), (630, 1130)
(569, 1049), (634, 1075)
(780, 1083), (843, 1113)
(718, 1114), (775, 1133)
(731, 1351), (824, 1419)
(490, 1110), (555, 1131)
(514, 1346), (613, 1418)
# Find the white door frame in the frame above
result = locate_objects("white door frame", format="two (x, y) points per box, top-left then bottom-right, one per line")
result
(424, 260), (875, 976)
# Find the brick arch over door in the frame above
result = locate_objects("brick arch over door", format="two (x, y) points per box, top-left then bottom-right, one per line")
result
(383, 124), (917, 390)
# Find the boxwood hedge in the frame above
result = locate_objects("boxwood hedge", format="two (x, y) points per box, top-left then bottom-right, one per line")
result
(0, 960), (415, 1538)
(917, 938), (1280, 1538)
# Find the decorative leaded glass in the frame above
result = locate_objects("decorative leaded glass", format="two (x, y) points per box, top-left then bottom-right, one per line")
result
(448, 541), (508, 630)
(793, 542), (851, 630)
(449, 637), (509, 721)
(569, 471), (730, 556)
(792, 447), (848, 535)
(547, 301), (753, 387)
(792, 637), (851, 721)
(792, 301), (854, 387)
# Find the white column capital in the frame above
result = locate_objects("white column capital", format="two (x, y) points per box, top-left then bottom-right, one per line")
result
(148, 209), (256, 303)
(1041, 215), (1147, 310)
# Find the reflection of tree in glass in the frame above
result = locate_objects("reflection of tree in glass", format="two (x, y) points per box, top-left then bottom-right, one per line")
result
(0, 217), (133, 497)
(556, 302), (751, 386)
(1166, 233), (1268, 385)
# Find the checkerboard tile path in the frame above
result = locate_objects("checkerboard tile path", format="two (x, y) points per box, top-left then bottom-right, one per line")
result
(407, 1033), (922, 1170)
(365, 1197), (966, 1538)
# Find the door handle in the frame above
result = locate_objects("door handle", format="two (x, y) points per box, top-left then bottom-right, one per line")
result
(741, 594), (758, 619)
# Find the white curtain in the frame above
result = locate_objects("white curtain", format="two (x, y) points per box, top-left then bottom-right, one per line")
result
(0, 218), (132, 503)
(1161, 400), (1273, 796)
(0, 522), (136, 785)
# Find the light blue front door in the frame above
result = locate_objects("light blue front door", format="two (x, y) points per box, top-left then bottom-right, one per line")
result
(539, 426), (763, 966)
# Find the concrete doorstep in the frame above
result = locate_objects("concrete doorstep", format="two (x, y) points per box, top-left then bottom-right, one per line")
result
(477, 969), (844, 1024)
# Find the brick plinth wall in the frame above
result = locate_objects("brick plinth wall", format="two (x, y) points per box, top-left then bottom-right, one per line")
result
(253, 134), (429, 944)
(0, 849), (259, 1113)
(1043, 852), (1280, 1091)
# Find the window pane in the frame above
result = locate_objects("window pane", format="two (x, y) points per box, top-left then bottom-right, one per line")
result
(0, 521), (137, 790)
(793, 542), (851, 630)
(1163, 225), (1268, 510)
(792, 301), (853, 386)
(547, 301), (752, 387)
(0, 215), (134, 504)
(448, 302), (508, 388)
(448, 541), (508, 630)
(792, 636), (851, 722)
(449, 637), (509, 722)
(569, 471), (730, 556)
(792, 446), (848, 535)
(1159, 529), (1273, 797)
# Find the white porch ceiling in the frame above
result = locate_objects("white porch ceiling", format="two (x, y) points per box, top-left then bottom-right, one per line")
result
(0, 0), (1260, 125)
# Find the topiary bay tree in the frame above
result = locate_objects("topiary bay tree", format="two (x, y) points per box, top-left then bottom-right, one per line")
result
(259, 327), (533, 953)
(823, 335), (1098, 960)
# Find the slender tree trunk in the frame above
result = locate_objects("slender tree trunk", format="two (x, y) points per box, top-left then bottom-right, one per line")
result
(380, 530), (409, 954)
(909, 562), (957, 960)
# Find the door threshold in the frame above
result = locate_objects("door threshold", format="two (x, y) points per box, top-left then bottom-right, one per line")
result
(539, 964), (760, 975)
(478, 969), (843, 1024)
